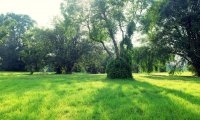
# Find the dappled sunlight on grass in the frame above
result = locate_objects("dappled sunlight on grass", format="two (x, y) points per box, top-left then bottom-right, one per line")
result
(134, 73), (200, 97)
(0, 72), (200, 119)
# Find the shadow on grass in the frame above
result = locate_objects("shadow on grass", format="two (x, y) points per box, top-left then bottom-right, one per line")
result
(143, 75), (200, 83)
(89, 80), (200, 119)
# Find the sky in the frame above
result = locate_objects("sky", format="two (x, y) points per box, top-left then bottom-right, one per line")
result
(0, 0), (62, 28)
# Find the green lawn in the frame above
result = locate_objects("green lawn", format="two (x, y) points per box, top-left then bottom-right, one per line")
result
(0, 72), (200, 120)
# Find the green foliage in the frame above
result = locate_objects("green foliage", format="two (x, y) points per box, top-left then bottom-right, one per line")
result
(132, 47), (154, 73)
(106, 57), (132, 79)
(144, 0), (200, 76)
(48, 0), (92, 74)
(72, 63), (85, 73)
(20, 28), (49, 74)
(0, 13), (34, 71)
(132, 46), (172, 73)
(48, 22), (98, 74)
(89, 0), (144, 57)
(127, 21), (136, 37)
(187, 65), (197, 75)
(89, 0), (135, 78)
(107, 25), (134, 79)
(79, 43), (109, 74)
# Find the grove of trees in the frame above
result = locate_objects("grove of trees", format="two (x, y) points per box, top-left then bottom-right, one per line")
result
(0, 0), (199, 77)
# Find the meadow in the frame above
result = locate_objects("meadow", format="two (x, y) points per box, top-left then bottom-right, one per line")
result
(0, 72), (200, 120)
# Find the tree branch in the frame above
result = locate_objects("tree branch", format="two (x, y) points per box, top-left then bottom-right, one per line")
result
(99, 41), (112, 57)
(102, 12), (119, 58)
(118, 20), (125, 39)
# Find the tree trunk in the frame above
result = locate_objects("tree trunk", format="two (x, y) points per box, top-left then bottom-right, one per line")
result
(30, 65), (34, 75)
(102, 13), (120, 58)
(185, 17), (200, 77)
(108, 28), (120, 58)
(65, 64), (73, 74)
(100, 41), (112, 58)
(56, 66), (62, 74)
(30, 71), (34, 75)
(191, 57), (200, 77)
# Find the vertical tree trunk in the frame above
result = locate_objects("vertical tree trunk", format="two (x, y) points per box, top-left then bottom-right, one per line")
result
(102, 13), (120, 58)
(30, 65), (34, 75)
(100, 41), (112, 58)
(65, 64), (73, 74)
(107, 28), (120, 58)
(186, 17), (200, 77)
(30, 71), (34, 75)
(56, 66), (62, 74)
(191, 57), (200, 77)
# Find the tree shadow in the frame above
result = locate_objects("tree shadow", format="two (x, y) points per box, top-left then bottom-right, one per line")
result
(143, 75), (200, 83)
(89, 80), (200, 119)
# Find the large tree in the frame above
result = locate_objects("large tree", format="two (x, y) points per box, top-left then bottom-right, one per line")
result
(144, 0), (200, 76)
(87, 0), (151, 79)
(20, 28), (51, 74)
(48, 23), (91, 74)
(0, 13), (34, 71)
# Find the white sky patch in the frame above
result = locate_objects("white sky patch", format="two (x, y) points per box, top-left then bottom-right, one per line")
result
(0, 0), (62, 28)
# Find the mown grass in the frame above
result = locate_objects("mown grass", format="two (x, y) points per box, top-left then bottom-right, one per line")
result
(0, 72), (200, 120)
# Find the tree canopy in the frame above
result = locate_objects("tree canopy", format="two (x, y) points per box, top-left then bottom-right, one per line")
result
(143, 0), (200, 76)
(0, 13), (35, 71)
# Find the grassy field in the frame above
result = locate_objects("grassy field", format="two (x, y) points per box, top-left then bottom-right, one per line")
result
(0, 72), (200, 120)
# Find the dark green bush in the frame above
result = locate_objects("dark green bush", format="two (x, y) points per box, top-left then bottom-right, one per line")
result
(86, 64), (98, 74)
(106, 58), (133, 79)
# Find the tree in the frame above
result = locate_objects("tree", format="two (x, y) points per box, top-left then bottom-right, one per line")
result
(48, 0), (97, 74)
(48, 22), (93, 74)
(20, 28), (50, 74)
(144, 0), (200, 76)
(0, 13), (34, 71)
(132, 46), (172, 73)
(0, 20), (9, 42)
(79, 43), (109, 74)
(88, 0), (150, 79)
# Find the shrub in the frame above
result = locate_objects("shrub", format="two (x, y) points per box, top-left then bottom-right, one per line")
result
(106, 58), (133, 79)
(86, 64), (98, 74)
